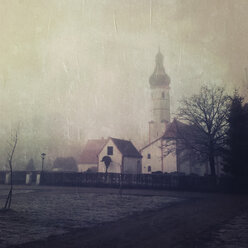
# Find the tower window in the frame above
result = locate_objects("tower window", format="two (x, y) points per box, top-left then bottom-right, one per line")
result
(147, 153), (151, 159)
(107, 146), (113, 155)
(162, 92), (165, 98)
(148, 166), (151, 172)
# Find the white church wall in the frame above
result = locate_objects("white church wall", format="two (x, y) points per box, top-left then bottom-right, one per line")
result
(141, 140), (177, 174)
(141, 139), (163, 174)
(177, 151), (209, 176)
(163, 152), (177, 173)
(162, 139), (177, 173)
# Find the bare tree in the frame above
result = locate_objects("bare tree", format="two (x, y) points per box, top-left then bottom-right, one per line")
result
(2, 132), (18, 210)
(175, 85), (229, 178)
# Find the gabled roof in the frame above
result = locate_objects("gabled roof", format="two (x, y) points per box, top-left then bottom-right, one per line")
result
(163, 119), (189, 139)
(110, 137), (142, 158)
(140, 119), (190, 151)
(79, 139), (108, 164)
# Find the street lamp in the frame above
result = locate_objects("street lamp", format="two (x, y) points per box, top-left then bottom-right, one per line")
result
(41, 153), (46, 172)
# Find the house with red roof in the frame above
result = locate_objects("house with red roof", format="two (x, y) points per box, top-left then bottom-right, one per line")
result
(78, 138), (107, 172)
(78, 137), (142, 174)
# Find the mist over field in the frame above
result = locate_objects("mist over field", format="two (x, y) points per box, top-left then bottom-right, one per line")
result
(0, 0), (248, 169)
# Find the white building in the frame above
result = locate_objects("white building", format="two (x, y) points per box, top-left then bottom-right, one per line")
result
(162, 119), (221, 176)
(148, 49), (171, 143)
(98, 137), (142, 174)
(140, 49), (176, 174)
(140, 137), (177, 174)
(140, 50), (221, 176)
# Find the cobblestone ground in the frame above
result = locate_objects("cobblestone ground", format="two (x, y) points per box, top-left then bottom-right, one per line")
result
(0, 186), (183, 248)
(203, 212), (248, 248)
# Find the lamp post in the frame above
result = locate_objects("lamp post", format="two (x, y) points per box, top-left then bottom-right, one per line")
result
(41, 153), (46, 172)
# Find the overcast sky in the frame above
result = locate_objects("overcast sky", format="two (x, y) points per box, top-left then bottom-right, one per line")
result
(0, 0), (248, 166)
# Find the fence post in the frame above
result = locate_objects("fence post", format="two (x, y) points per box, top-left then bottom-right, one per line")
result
(36, 172), (41, 185)
(5, 172), (10, 184)
(25, 172), (32, 185)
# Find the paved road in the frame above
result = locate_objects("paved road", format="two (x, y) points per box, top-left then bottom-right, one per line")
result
(3, 186), (248, 248)
(203, 212), (248, 248)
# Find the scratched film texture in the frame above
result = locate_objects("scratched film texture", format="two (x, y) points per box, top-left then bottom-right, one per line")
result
(0, 0), (247, 169)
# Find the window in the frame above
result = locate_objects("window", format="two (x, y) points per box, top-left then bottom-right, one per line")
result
(147, 153), (151, 159)
(162, 92), (165, 98)
(107, 146), (113, 155)
(148, 166), (151, 172)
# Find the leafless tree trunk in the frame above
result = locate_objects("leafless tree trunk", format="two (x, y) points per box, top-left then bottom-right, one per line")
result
(162, 85), (229, 179)
(176, 85), (229, 178)
(3, 132), (18, 210)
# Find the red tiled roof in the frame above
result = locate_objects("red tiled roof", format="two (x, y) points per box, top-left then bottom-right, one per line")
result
(79, 139), (107, 164)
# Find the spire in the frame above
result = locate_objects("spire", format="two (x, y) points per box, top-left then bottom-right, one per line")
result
(149, 49), (170, 88)
(156, 48), (163, 66)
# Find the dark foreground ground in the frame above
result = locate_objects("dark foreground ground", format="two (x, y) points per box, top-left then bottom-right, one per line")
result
(3, 186), (248, 248)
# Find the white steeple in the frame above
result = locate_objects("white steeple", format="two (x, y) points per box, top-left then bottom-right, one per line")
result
(149, 49), (171, 142)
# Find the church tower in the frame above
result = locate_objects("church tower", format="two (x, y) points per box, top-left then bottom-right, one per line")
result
(149, 49), (171, 142)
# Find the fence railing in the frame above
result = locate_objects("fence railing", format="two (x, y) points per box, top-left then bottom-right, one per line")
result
(0, 170), (222, 192)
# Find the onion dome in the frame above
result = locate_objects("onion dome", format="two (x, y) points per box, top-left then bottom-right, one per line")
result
(149, 49), (170, 88)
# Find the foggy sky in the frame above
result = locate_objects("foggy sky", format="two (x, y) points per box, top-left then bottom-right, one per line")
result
(0, 0), (248, 168)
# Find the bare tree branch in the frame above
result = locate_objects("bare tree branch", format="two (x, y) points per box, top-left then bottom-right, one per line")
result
(3, 131), (18, 210)
(164, 85), (230, 178)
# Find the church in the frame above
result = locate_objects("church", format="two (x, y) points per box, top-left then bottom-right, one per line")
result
(79, 49), (222, 176)
(140, 49), (177, 174)
(140, 50), (221, 176)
